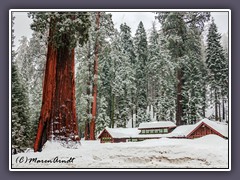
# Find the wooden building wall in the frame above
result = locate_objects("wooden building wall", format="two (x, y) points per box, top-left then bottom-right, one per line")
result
(99, 130), (113, 143)
(188, 124), (224, 139)
(113, 138), (127, 143)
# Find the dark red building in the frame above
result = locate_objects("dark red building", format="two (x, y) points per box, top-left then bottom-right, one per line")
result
(98, 119), (228, 143)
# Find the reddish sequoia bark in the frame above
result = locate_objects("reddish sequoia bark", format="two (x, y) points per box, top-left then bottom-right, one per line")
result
(84, 121), (90, 140)
(51, 34), (79, 142)
(89, 12), (100, 140)
(34, 26), (79, 152)
(34, 26), (57, 152)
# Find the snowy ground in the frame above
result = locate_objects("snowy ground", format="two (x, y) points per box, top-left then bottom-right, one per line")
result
(11, 135), (229, 169)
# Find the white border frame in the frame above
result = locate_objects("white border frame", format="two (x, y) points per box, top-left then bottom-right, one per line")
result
(9, 9), (231, 171)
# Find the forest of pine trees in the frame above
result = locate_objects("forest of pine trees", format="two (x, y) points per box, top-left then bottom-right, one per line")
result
(11, 12), (229, 151)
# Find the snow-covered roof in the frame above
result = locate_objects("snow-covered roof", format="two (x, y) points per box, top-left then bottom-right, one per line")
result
(166, 124), (196, 138)
(100, 128), (140, 139)
(167, 118), (228, 138)
(201, 118), (228, 138)
(98, 127), (170, 139)
(98, 119), (228, 139)
(138, 121), (176, 129)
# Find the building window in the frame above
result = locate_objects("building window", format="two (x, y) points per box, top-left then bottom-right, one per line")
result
(102, 137), (111, 143)
(154, 129), (159, 134)
(163, 129), (168, 133)
(141, 129), (146, 134)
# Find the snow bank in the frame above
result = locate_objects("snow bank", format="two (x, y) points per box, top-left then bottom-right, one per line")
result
(194, 134), (226, 142)
(43, 141), (65, 151)
(12, 136), (228, 169)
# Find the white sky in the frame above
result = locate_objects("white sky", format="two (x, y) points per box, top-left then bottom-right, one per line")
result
(12, 11), (229, 48)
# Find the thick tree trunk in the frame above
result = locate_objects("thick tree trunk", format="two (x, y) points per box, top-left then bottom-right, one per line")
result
(34, 27), (57, 152)
(89, 12), (100, 140)
(34, 27), (79, 152)
(51, 34), (79, 142)
(84, 121), (90, 140)
(176, 69), (183, 126)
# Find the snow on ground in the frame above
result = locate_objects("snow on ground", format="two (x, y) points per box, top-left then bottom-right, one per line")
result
(11, 135), (228, 169)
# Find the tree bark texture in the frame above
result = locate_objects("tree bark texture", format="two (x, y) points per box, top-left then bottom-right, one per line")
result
(34, 26), (79, 152)
(89, 12), (100, 140)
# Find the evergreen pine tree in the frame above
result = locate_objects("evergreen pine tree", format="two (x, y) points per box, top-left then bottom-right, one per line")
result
(182, 25), (207, 124)
(75, 12), (114, 135)
(206, 18), (228, 121)
(27, 31), (47, 144)
(12, 61), (31, 149)
(96, 97), (110, 134)
(154, 30), (176, 121)
(29, 12), (91, 151)
(156, 12), (210, 125)
(134, 21), (148, 125)
(12, 15), (31, 151)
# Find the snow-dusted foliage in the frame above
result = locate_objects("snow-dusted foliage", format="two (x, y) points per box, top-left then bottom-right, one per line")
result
(96, 97), (110, 134)
(75, 12), (115, 135)
(12, 16), (31, 150)
(27, 31), (48, 142)
(14, 31), (48, 145)
(28, 12), (90, 48)
(206, 18), (228, 122)
(11, 12), (229, 148)
(155, 12), (211, 124)
(12, 61), (31, 149)
(134, 21), (149, 125)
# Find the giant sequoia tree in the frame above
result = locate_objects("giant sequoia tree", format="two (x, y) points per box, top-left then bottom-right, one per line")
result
(29, 12), (90, 152)
(156, 12), (210, 125)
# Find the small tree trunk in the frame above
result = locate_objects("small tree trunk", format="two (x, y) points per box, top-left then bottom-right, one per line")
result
(132, 107), (134, 128)
(218, 101), (221, 122)
(89, 12), (100, 140)
(222, 98), (225, 121)
(202, 84), (206, 117)
(214, 90), (218, 121)
(110, 95), (115, 128)
(84, 121), (90, 140)
(176, 69), (183, 126)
